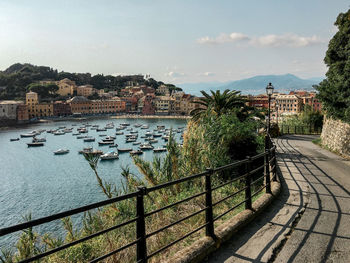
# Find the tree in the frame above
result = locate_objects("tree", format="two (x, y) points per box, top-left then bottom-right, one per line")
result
(190, 89), (245, 120)
(27, 83), (59, 98)
(316, 9), (350, 122)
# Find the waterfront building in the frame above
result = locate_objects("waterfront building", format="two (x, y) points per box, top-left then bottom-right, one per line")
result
(140, 93), (156, 115)
(0, 100), (22, 120)
(91, 99), (126, 114)
(154, 96), (174, 115)
(53, 101), (72, 116)
(17, 104), (29, 122)
(67, 96), (92, 114)
(25, 91), (53, 118)
(289, 91), (322, 112)
(121, 97), (139, 113)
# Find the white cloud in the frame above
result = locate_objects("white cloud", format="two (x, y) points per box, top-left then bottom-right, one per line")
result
(197, 32), (249, 45)
(197, 32), (324, 47)
(198, 72), (215, 76)
(165, 71), (186, 78)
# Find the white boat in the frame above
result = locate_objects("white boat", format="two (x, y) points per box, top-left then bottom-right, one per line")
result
(140, 144), (154, 150)
(32, 137), (46, 142)
(141, 125), (149, 129)
(116, 131), (124, 135)
(153, 147), (167, 153)
(100, 151), (119, 160)
(53, 131), (65, 136)
(20, 132), (37, 138)
(54, 149), (69, 155)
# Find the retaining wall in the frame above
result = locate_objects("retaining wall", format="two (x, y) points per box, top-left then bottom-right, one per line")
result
(321, 117), (350, 157)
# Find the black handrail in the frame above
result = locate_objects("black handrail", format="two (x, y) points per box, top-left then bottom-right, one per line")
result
(0, 134), (277, 263)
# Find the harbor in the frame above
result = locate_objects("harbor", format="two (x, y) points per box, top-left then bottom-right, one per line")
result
(0, 117), (186, 246)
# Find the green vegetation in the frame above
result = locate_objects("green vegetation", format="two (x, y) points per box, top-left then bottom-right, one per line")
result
(280, 104), (323, 129)
(1, 90), (266, 263)
(316, 8), (350, 123)
(26, 83), (59, 99)
(0, 63), (181, 100)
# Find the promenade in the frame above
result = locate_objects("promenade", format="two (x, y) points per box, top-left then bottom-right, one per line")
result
(207, 135), (350, 262)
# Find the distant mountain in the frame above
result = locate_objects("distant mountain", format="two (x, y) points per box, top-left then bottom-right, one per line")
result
(177, 81), (229, 96)
(179, 74), (324, 96)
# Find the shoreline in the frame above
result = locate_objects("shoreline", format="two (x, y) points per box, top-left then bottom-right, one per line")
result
(0, 114), (190, 130)
(111, 114), (190, 120)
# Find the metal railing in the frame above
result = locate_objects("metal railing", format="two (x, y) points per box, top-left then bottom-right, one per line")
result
(0, 135), (277, 263)
(280, 124), (322, 135)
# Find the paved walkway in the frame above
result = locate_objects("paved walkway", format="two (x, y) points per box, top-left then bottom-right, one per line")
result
(206, 135), (350, 263)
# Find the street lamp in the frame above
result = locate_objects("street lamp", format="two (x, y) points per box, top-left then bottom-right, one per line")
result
(266, 82), (274, 133)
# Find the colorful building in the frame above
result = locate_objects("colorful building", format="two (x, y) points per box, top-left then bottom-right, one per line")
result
(77, 85), (96, 97)
(53, 101), (72, 116)
(0, 100), (22, 120)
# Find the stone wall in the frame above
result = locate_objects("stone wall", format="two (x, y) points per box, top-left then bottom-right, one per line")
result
(321, 117), (350, 157)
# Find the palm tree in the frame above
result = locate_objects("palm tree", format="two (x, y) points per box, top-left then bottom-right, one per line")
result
(190, 89), (246, 120)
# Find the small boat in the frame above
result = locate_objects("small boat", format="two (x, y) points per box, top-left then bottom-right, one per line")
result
(157, 125), (165, 129)
(153, 134), (162, 137)
(120, 123), (130, 126)
(78, 128), (88, 133)
(72, 133), (80, 136)
(92, 125), (99, 127)
(140, 144), (154, 150)
(10, 138), (20, 141)
(21, 133), (37, 138)
(153, 147), (167, 153)
(116, 131), (124, 135)
(27, 142), (44, 147)
(84, 137), (95, 142)
(79, 147), (92, 154)
(130, 150), (143, 155)
(134, 124), (142, 127)
(54, 149), (69, 155)
(145, 132), (153, 137)
(126, 138), (137, 143)
(141, 125), (149, 129)
(104, 136), (116, 140)
(118, 148), (132, 153)
(96, 128), (107, 132)
(149, 139), (158, 144)
(53, 131), (65, 136)
(116, 126), (125, 131)
(32, 137), (46, 142)
(100, 151), (119, 160)
(79, 148), (103, 155)
(102, 138), (115, 143)
(132, 142), (141, 145)
(58, 126), (66, 129)
(99, 134), (107, 137)
(109, 144), (118, 148)
(77, 135), (87, 139)
(98, 141), (114, 145)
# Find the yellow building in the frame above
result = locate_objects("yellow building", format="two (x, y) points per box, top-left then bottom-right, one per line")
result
(67, 96), (91, 114)
(25, 91), (53, 118)
(275, 94), (303, 116)
(91, 99), (126, 114)
(154, 96), (174, 115)
(77, 85), (96, 97)
(57, 78), (76, 96)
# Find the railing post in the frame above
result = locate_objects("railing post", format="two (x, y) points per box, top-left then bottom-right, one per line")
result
(265, 149), (271, 194)
(245, 157), (252, 210)
(288, 126), (289, 134)
(272, 147), (277, 181)
(205, 168), (215, 239)
(136, 187), (147, 263)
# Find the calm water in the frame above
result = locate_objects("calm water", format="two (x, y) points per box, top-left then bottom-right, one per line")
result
(0, 117), (187, 247)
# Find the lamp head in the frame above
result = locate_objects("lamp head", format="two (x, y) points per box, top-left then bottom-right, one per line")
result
(266, 82), (274, 95)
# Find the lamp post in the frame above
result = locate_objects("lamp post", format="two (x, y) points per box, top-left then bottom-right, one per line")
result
(266, 82), (274, 134)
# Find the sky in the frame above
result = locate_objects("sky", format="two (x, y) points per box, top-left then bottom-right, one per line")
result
(0, 0), (349, 84)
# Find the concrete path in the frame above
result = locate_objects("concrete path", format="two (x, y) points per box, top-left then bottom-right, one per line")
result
(206, 135), (350, 263)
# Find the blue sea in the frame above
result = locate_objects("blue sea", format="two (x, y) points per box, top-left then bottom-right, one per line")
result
(0, 117), (187, 247)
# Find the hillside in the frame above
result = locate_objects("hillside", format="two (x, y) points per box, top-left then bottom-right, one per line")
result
(179, 74), (324, 96)
(0, 63), (180, 100)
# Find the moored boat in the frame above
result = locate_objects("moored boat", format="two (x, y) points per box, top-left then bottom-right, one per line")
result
(10, 138), (20, 141)
(153, 147), (167, 153)
(100, 151), (119, 160)
(130, 150), (143, 155)
(27, 142), (44, 147)
(54, 149), (69, 155)
(118, 148), (132, 153)
(83, 137), (95, 142)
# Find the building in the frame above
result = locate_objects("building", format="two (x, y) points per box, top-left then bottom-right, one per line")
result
(77, 85), (96, 97)
(140, 93), (156, 115)
(90, 99), (126, 114)
(154, 96), (174, 115)
(275, 94), (303, 116)
(67, 96), (92, 115)
(157, 85), (170, 96)
(247, 95), (269, 109)
(17, 104), (29, 122)
(121, 97), (139, 113)
(57, 78), (76, 97)
(0, 101), (22, 120)
(53, 101), (72, 116)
